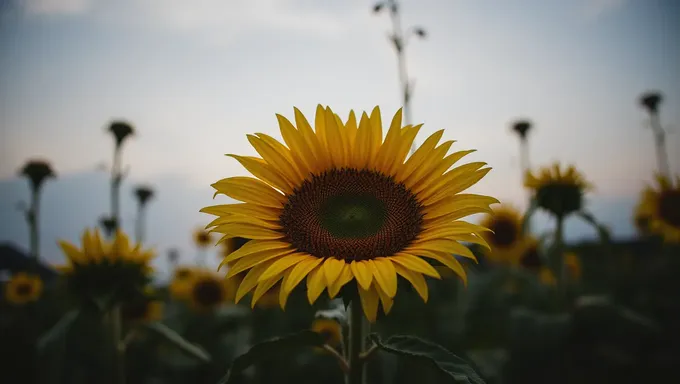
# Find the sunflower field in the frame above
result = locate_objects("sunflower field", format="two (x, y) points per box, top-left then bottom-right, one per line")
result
(1, 2), (679, 384)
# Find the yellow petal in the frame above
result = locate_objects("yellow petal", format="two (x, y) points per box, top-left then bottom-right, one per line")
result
(374, 109), (404, 172)
(353, 112), (373, 168)
(324, 107), (346, 167)
(358, 285), (380, 323)
(234, 260), (276, 303)
(417, 221), (491, 241)
(368, 258), (397, 298)
(58, 241), (83, 262)
(248, 134), (303, 185)
(277, 113), (317, 176)
(306, 265), (327, 304)
(393, 263), (429, 302)
(368, 106), (383, 161)
(294, 107), (327, 168)
(418, 163), (488, 202)
(408, 240), (477, 262)
(282, 256), (324, 295)
(375, 283), (394, 315)
(386, 124), (422, 176)
(210, 223), (283, 240)
(258, 253), (309, 282)
(251, 276), (283, 308)
(212, 177), (286, 208)
(314, 105), (328, 152)
(226, 248), (295, 278)
(227, 155), (294, 194)
(220, 240), (291, 265)
(424, 194), (499, 219)
(328, 263), (353, 298)
(344, 110), (358, 149)
(390, 254), (441, 278)
(427, 168), (492, 204)
(350, 260), (374, 290)
(396, 129), (444, 183)
(416, 250), (468, 286)
(409, 150), (477, 193)
(323, 257), (345, 287)
(200, 203), (281, 222)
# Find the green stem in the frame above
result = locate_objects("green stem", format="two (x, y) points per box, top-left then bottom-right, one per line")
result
(110, 306), (126, 384)
(29, 189), (40, 261)
(347, 299), (368, 384)
(554, 217), (566, 295)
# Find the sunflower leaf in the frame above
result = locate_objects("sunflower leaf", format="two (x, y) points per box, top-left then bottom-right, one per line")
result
(144, 322), (211, 363)
(577, 211), (611, 244)
(36, 309), (80, 352)
(369, 333), (486, 384)
(218, 330), (325, 384)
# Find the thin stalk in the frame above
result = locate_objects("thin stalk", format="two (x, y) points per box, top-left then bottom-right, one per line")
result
(553, 217), (566, 295)
(110, 306), (126, 384)
(110, 147), (122, 236)
(347, 299), (368, 384)
(29, 188), (40, 260)
(135, 203), (145, 244)
(519, 138), (532, 233)
(650, 113), (670, 177)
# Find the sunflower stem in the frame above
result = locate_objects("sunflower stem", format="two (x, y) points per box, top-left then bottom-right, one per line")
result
(347, 299), (368, 384)
(109, 305), (126, 384)
(553, 216), (567, 297)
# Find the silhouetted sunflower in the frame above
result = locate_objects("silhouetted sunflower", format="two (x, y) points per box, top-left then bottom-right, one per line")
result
(479, 205), (524, 265)
(636, 174), (680, 242)
(4, 272), (43, 305)
(525, 163), (591, 219)
(188, 271), (231, 312)
(202, 106), (497, 322)
(311, 318), (343, 348)
(193, 229), (212, 249)
(58, 228), (155, 305)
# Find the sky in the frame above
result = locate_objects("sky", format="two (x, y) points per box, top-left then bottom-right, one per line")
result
(0, 0), (679, 277)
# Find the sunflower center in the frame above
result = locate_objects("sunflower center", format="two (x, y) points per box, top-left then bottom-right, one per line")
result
(489, 218), (518, 247)
(280, 169), (423, 261)
(15, 282), (33, 296)
(520, 246), (542, 271)
(536, 183), (582, 218)
(193, 280), (223, 307)
(658, 190), (680, 227)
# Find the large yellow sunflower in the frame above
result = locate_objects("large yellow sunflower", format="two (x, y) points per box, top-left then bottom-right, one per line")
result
(525, 163), (591, 219)
(58, 228), (155, 304)
(201, 106), (497, 322)
(478, 205), (524, 265)
(4, 272), (43, 305)
(222, 237), (250, 257)
(636, 174), (680, 242)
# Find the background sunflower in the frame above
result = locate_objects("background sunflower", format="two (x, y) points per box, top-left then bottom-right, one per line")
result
(636, 174), (680, 242)
(525, 163), (591, 219)
(479, 205), (525, 265)
(4, 272), (43, 305)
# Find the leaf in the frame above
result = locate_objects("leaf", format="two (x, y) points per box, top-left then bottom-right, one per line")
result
(369, 333), (486, 384)
(144, 322), (211, 363)
(577, 211), (611, 244)
(36, 310), (80, 352)
(218, 330), (325, 384)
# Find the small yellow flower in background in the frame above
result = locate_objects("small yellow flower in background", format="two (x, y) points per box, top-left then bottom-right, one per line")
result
(636, 174), (680, 242)
(514, 237), (542, 272)
(479, 205), (525, 265)
(538, 267), (556, 286)
(525, 163), (591, 219)
(58, 228), (155, 304)
(187, 270), (232, 312)
(564, 252), (582, 281)
(193, 228), (213, 248)
(202, 106), (498, 322)
(4, 272), (43, 305)
(169, 265), (199, 300)
(311, 318), (343, 349)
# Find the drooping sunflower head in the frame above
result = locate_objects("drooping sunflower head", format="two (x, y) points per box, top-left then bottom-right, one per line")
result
(193, 228), (213, 249)
(4, 272), (43, 305)
(636, 174), (680, 243)
(188, 270), (230, 312)
(514, 237), (543, 273)
(311, 318), (343, 348)
(58, 228), (155, 306)
(525, 163), (591, 219)
(201, 106), (497, 322)
(479, 205), (524, 264)
(20, 159), (56, 192)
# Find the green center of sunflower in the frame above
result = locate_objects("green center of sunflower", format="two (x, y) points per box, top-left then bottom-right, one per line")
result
(280, 169), (423, 261)
(192, 279), (224, 307)
(15, 282), (33, 296)
(520, 246), (542, 271)
(536, 183), (582, 219)
(489, 218), (518, 247)
(658, 190), (680, 227)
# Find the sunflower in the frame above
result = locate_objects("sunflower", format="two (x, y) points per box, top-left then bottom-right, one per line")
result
(254, 284), (281, 309)
(222, 237), (250, 258)
(4, 272), (43, 305)
(514, 237), (543, 273)
(636, 174), (680, 242)
(121, 297), (164, 323)
(169, 266), (198, 300)
(187, 270), (231, 311)
(478, 205), (524, 265)
(311, 318), (343, 348)
(193, 228), (213, 248)
(564, 252), (582, 281)
(58, 228), (155, 305)
(525, 163), (591, 219)
(201, 106), (497, 322)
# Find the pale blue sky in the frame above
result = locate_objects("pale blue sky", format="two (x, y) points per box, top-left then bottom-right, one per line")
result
(0, 0), (678, 275)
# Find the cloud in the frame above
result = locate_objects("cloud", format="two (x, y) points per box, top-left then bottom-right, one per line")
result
(581, 0), (626, 21)
(21, 0), (91, 15)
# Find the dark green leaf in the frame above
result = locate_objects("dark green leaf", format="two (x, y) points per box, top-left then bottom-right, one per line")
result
(218, 330), (325, 384)
(36, 309), (80, 352)
(144, 322), (211, 363)
(369, 333), (486, 384)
